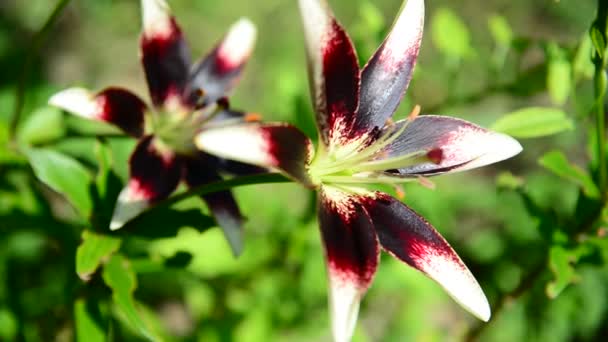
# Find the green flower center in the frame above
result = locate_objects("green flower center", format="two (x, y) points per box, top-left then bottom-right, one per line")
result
(308, 117), (431, 187)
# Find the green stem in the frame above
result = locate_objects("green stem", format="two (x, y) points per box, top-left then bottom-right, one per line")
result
(593, 0), (608, 199)
(151, 172), (290, 210)
(9, 0), (72, 143)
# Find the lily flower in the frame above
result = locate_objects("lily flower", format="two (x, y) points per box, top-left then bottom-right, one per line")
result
(49, 0), (260, 255)
(194, 0), (522, 340)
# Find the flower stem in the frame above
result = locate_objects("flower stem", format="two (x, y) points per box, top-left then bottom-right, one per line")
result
(154, 173), (290, 210)
(9, 0), (72, 144)
(592, 0), (608, 200)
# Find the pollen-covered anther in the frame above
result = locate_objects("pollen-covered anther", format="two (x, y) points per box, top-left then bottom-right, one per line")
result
(417, 176), (436, 190)
(244, 113), (262, 122)
(426, 148), (443, 164)
(407, 104), (421, 121)
(394, 185), (405, 199)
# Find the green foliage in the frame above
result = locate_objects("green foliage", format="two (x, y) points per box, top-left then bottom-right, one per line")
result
(102, 254), (156, 341)
(538, 150), (600, 198)
(24, 147), (93, 217)
(491, 107), (574, 138)
(431, 7), (473, 61)
(76, 230), (122, 281)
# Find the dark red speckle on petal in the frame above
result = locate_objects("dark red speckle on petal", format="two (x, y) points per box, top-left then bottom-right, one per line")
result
(426, 148), (443, 165)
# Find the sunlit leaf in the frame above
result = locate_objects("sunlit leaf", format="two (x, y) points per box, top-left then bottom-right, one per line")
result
(547, 58), (572, 105)
(24, 147), (93, 217)
(573, 35), (595, 80)
(18, 106), (65, 145)
(76, 230), (122, 281)
(432, 8), (473, 60)
(546, 245), (580, 299)
(491, 107), (574, 138)
(102, 254), (156, 341)
(488, 14), (513, 47)
(538, 150), (600, 199)
(74, 298), (106, 342)
(590, 24), (605, 59)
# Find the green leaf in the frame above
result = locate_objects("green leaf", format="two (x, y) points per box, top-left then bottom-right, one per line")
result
(590, 24), (605, 58)
(24, 148), (93, 217)
(488, 14), (513, 47)
(538, 150), (600, 199)
(573, 35), (595, 80)
(547, 58), (572, 105)
(18, 106), (65, 145)
(546, 245), (580, 299)
(491, 107), (574, 138)
(74, 298), (106, 342)
(432, 8), (473, 60)
(102, 254), (156, 341)
(76, 230), (122, 281)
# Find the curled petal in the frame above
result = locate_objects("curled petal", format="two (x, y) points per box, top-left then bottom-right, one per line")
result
(298, 0), (361, 147)
(188, 18), (257, 105)
(357, 0), (424, 130)
(318, 186), (379, 342)
(49, 87), (146, 137)
(360, 192), (491, 321)
(195, 123), (313, 187)
(140, 0), (191, 109)
(378, 116), (522, 176)
(110, 136), (182, 230)
(183, 153), (245, 256)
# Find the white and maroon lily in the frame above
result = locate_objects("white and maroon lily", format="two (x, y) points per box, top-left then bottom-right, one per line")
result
(195, 0), (522, 340)
(49, 0), (260, 255)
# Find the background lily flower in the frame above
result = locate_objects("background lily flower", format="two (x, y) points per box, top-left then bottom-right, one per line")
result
(48, 0), (259, 255)
(195, 0), (522, 340)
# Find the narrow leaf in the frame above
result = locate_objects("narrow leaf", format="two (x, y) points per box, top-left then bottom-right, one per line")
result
(18, 106), (65, 145)
(102, 254), (155, 341)
(488, 14), (512, 47)
(25, 147), (93, 217)
(546, 245), (580, 299)
(538, 150), (600, 198)
(491, 107), (574, 138)
(76, 230), (122, 281)
(547, 58), (571, 105)
(74, 298), (106, 342)
(432, 8), (472, 60)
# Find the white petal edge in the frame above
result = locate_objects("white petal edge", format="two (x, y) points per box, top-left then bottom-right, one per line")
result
(328, 275), (362, 342)
(452, 130), (523, 173)
(375, 0), (424, 67)
(49, 87), (98, 120)
(217, 18), (257, 69)
(141, 0), (173, 38)
(109, 182), (150, 230)
(195, 125), (275, 168)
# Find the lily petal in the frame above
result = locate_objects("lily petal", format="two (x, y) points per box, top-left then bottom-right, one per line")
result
(195, 123), (313, 186)
(318, 186), (379, 342)
(183, 153), (245, 256)
(357, 0), (424, 130)
(188, 18), (257, 105)
(110, 136), (182, 230)
(49, 87), (146, 138)
(360, 192), (491, 321)
(379, 115), (522, 176)
(298, 0), (361, 146)
(140, 0), (191, 109)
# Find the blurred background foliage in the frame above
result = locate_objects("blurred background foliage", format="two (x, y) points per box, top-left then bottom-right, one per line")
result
(1, 0), (608, 341)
